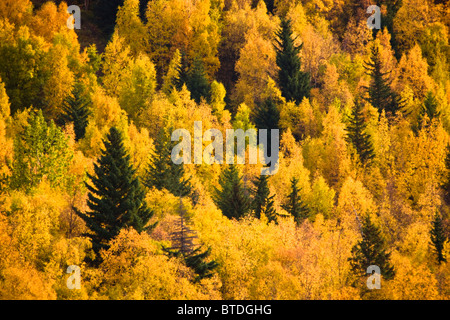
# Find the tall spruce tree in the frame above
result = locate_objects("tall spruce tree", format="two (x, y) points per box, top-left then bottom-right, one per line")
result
(363, 45), (399, 115)
(174, 54), (210, 103)
(275, 18), (310, 104)
(252, 175), (278, 223)
(253, 98), (280, 158)
(212, 165), (251, 219)
(430, 212), (447, 264)
(186, 57), (211, 104)
(143, 127), (192, 197)
(282, 177), (309, 226)
(164, 199), (219, 282)
(349, 214), (395, 280)
(59, 84), (90, 141)
(174, 51), (189, 91)
(75, 127), (155, 262)
(346, 99), (375, 166)
(417, 91), (440, 131)
(442, 144), (450, 203)
(184, 247), (219, 283)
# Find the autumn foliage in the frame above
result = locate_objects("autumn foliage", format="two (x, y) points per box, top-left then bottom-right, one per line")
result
(0, 0), (450, 300)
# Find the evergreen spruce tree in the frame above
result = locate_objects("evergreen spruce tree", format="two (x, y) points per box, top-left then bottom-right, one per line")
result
(417, 91), (440, 131)
(252, 175), (278, 223)
(75, 127), (155, 263)
(274, 18), (310, 104)
(59, 84), (90, 141)
(442, 144), (450, 204)
(253, 98), (280, 158)
(430, 212), (447, 264)
(346, 99), (375, 166)
(143, 127), (192, 197)
(174, 54), (211, 104)
(174, 51), (189, 91)
(349, 214), (395, 280)
(186, 57), (211, 104)
(164, 199), (219, 282)
(212, 165), (251, 219)
(166, 199), (198, 255)
(282, 177), (309, 226)
(363, 45), (399, 115)
(184, 247), (219, 283)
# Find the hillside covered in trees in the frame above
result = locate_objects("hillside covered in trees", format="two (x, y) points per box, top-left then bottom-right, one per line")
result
(1, 0), (450, 300)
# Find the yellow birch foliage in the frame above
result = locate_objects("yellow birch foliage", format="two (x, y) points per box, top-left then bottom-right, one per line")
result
(43, 236), (92, 300)
(0, 78), (12, 180)
(319, 62), (353, 109)
(115, 0), (147, 56)
(98, 228), (216, 299)
(80, 87), (128, 158)
(42, 42), (75, 119)
(305, 103), (352, 190)
(393, 0), (435, 54)
(384, 251), (440, 300)
(118, 53), (157, 122)
(145, 0), (219, 78)
(302, 23), (340, 86)
(145, 0), (190, 76)
(395, 45), (435, 101)
(0, 0), (32, 27)
(337, 177), (377, 232)
(3, 181), (65, 264)
(101, 33), (133, 98)
(271, 129), (311, 212)
(233, 26), (277, 108)
(188, 0), (221, 78)
(31, 2), (72, 44)
(391, 119), (447, 207)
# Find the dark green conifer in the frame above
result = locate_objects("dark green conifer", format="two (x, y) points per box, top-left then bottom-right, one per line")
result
(282, 177), (309, 226)
(349, 214), (395, 280)
(417, 91), (440, 131)
(274, 18), (310, 104)
(252, 175), (278, 223)
(253, 98), (280, 159)
(174, 54), (210, 103)
(164, 199), (218, 282)
(143, 127), (192, 198)
(212, 165), (251, 220)
(346, 99), (375, 166)
(442, 144), (450, 204)
(186, 57), (211, 104)
(75, 127), (155, 263)
(430, 212), (447, 264)
(363, 44), (399, 114)
(174, 51), (189, 91)
(60, 84), (90, 141)
(184, 247), (219, 282)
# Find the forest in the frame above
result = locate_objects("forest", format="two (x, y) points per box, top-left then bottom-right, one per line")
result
(0, 0), (450, 300)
